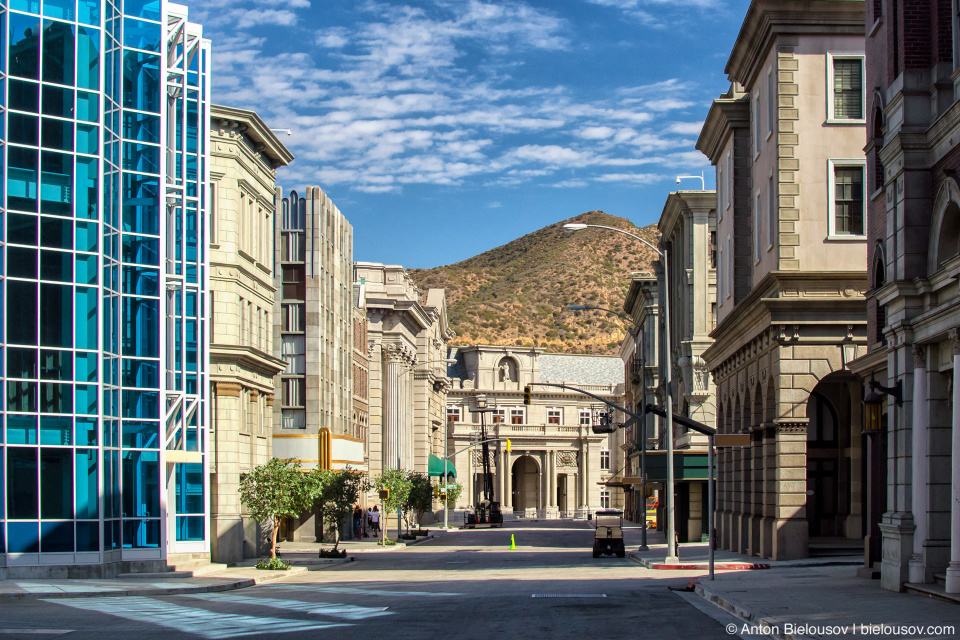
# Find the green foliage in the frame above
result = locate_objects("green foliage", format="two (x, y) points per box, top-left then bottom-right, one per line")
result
(319, 548), (348, 558)
(239, 458), (318, 559)
(255, 557), (291, 570)
(374, 469), (412, 512)
(377, 537), (398, 546)
(442, 482), (463, 507)
(403, 472), (433, 532)
(313, 468), (371, 551)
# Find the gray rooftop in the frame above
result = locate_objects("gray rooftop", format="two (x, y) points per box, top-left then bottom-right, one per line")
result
(540, 353), (623, 385)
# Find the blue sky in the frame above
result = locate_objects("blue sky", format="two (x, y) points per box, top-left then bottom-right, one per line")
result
(185, 0), (749, 268)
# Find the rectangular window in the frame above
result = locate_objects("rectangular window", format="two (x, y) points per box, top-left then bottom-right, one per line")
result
(210, 182), (218, 244)
(717, 165), (724, 220)
(725, 151), (733, 210)
(831, 162), (866, 236)
(579, 410), (591, 427)
(600, 489), (610, 509)
(768, 175), (777, 248)
(447, 406), (461, 423)
(282, 378), (304, 407)
(281, 409), (306, 429)
(718, 245), (724, 301)
(281, 335), (305, 375)
(726, 235), (733, 299)
(547, 408), (561, 425)
(510, 408), (524, 425)
(492, 409), (505, 424)
(753, 94), (761, 155)
(954, 0), (960, 70)
(754, 192), (761, 260)
(767, 69), (776, 135)
(600, 449), (610, 471)
(829, 55), (865, 121)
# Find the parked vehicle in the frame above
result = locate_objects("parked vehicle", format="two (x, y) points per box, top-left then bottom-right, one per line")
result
(593, 509), (625, 558)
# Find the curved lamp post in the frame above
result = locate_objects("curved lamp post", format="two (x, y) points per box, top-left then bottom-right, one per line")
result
(563, 222), (678, 563)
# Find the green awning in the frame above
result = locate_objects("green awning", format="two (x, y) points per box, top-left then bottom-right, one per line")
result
(428, 454), (456, 478)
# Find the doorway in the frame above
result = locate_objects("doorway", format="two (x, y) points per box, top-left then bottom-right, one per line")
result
(511, 456), (540, 512)
(558, 474), (568, 513)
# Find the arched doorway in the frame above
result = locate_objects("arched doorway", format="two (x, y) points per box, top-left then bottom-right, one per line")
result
(511, 456), (540, 512)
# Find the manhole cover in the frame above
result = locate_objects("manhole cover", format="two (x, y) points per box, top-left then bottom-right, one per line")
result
(531, 594), (607, 598)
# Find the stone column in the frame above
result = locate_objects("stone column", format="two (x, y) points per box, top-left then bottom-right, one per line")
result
(548, 450), (556, 508)
(947, 332), (960, 593)
(581, 442), (590, 510)
(502, 449), (512, 511)
(909, 344), (929, 584)
(383, 345), (403, 470)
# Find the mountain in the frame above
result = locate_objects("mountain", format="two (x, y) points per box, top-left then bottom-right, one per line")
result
(408, 211), (659, 354)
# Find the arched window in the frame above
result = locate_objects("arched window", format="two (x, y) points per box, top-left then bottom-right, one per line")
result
(873, 251), (886, 345)
(936, 202), (960, 267)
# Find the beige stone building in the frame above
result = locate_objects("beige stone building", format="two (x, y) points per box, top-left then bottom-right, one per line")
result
(358, 264), (454, 494)
(697, 0), (868, 560)
(208, 105), (293, 563)
(445, 347), (624, 519)
(272, 187), (356, 542)
(352, 284), (370, 469)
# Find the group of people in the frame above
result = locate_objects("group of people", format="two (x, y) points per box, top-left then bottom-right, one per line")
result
(352, 504), (381, 539)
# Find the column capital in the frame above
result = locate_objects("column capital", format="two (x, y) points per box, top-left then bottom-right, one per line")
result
(912, 344), (927, 370)
(950, 329), (960, 356)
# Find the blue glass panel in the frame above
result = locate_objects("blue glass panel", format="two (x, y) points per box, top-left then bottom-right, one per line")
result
(0, 456), (4, 517)
(7, 280), (38, 345)
(40, 283), (72, 348)
(175, 463), (203, 514)
(41, 250), (72, 281)
(8, 246), (38, 278)
(42, 19), (75, 86)
(40, 349), (72, 380)
(11, 2), (43, 14)
(7, 522), (39, 553)
(122, 389), (158, 419)
(104, 519), (120, 550)
(8, 146), (39, 212)
(122, 518), (159, 549)
(76, 221), (98, 253)
(76, 521), (99, 551)
(41, 117), (73, 151)
(75, 418), (97, 446)
(121, 450), (158, 518)
(40, 447), (73, 521)
(76, 123), (98, 155)
(40, 415), (72, 445)
(121, 358), (158, 388)
(43, 0), (75, 20)
(75, 449), (98, 519)
(9, 113), (39, 145)
(39, 382), (72, 413)
(79, 1), (101, 26)
(41, 216), (73, 249)
(75, 286), (97, 350)
(41, 521), (73, 552)
(120, 297), (158, 357)
(8, 212), (39, 245)
(40, 151), (73, 216)
(76, 156), (98, 219)
(125, 1), (161, 21)
(41, 85), (73, 118)
(9, 13), (40, 80)
(75, 254), (97, 285)
(121, 173), (159, 232)
(8, 448), (38, 518)
(76, 26), (100, 91)
(7, 381), (38, 412)
(7, 415), (38, 444)
(75, 352), (97, 382)
(123, 18), (160, 52)
(122, 142), (159, 174)
(121, 235), (159, 265)
(122, 51), (159, 112)
(76, 90), (98, 122)
(75, 384), (97, 414)
(176, 516), (204, 542)
(122, 421), (158, 448)
(10, 79), (40, 113)
(122, 265), (158, 296)
(122, 111), (159, 143)
(0, 526), (4, 555)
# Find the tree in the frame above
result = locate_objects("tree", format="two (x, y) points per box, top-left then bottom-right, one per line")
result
(374, 468), (412, 541)
(443, 482), (463, 511)
(239, 458), (318, 559)
(404, 472), (433, 531)
(313, 468), (370, 551)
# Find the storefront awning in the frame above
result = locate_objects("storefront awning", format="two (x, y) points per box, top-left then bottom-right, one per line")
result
(428, 454), (456, 478)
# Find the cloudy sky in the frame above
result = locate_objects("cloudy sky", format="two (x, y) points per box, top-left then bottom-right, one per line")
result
(184, 0), (748, 268)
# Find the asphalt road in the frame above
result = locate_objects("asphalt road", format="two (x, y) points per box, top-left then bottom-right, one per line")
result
(0, 520), (750, 640)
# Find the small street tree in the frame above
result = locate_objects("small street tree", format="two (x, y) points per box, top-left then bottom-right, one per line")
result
(443, 482), (463, 510)
(374, 468), (412, 541)
(313, 468), (370, 551)
(404, 472), (433, 531)
(239, 458), (317, 559)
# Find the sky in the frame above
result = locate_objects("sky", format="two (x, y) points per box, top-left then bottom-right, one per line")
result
(184, 0), (750, 268)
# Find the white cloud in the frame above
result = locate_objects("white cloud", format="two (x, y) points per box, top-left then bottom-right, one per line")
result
(666, 121), (705, 136)
(576, 126), (616, 140)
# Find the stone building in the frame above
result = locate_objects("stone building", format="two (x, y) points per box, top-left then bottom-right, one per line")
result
(358, 264), (454, 489)
(848, 0), (960, 594)
(208, 106), (292, 563)
(445, 347), (624, 518)
(352, 283), (370, 472)
(696, 0), (868, 560)
(272, 187), (355, 542)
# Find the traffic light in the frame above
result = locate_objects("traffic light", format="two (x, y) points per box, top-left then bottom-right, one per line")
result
(379, 489), (390, 501)
(506, 438), (512, 452)
(523, 385), (531, 405)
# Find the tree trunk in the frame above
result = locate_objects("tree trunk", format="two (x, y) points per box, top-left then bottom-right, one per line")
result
(270, 516), (279, 559)
(333, 519), (340, 551)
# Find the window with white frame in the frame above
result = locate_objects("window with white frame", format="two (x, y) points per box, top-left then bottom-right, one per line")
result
(726, 235), (733, 298)
(447, 406), (461, 423)
(767, 68), (776, 136)
(768, 175), (777, 248)
(717, 164), (724, 219)
(753, 94), (761, 155)
(600, 449), (611, 471)
(600, 489), (610, 509)
(510, 408), (525, 425)
(492, 409), (506, 424)
(754, 191), (761, 260)
(828, 54), (865, 122)
(547, 408), (561, 425)
(579, 409), (591, 426)
(829, 160), (866, 236)
(726, 151), (733, 211)
(718, 244), (724, 301)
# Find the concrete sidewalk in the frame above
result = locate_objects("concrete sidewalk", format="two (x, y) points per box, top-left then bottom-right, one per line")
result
(694, 564), (960, 640)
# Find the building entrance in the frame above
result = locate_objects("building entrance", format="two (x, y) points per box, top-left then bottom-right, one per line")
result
(511, 456), (540, 512)
(558, 474), (568, 513)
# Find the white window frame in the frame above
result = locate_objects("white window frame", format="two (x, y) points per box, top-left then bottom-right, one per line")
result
(600, 489), (611, 509)
(753, 93), (762, 157)
(718, 244), (724, 301)
(578, 409), (591, 427)
(600, 449), (611, 471)
(725, 151), (733, 212)
(827, 159), (868, 239)
(546, 408), (562, 425)
(753, 191), (761, 262)
(768, 173), (777, 250)
(726, 234), (733, 299)
(767, 68), (776, 138)
(717, 164), (724, 222)
(492, 409), (506, 424)
(447, 406), (462, 423)
(826, 53), (866, 124)
(510, 407), (525, 425)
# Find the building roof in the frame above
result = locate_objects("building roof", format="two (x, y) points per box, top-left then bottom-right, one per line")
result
(540, 353), (623, 385)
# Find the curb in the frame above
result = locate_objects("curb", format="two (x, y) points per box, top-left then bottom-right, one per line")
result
(627, 551), (770, 571)
(695, 582), (813, 640)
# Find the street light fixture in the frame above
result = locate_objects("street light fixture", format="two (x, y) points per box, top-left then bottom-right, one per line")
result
(675, 172), (705, 190)
(442, 358), (458, 530)
(561, 222), (679, 563)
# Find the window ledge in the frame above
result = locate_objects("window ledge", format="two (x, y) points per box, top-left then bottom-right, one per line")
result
(826, 235), (868, 242)
(868, 17), (883, 38)
(870, 187), (885, 202)
(766, 130), (773, 141)
(825, 118), (866, 126)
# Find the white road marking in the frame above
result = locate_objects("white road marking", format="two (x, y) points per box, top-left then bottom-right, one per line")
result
(264, 584), (463, 597)
(0, 631), (72, 635)
(14, 583), (117, 594)
(47, 596), (347, 639)
(531, 593), (608, 598)
(184, 592), (390, 620)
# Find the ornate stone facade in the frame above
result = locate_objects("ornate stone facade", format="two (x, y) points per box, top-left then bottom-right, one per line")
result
(208, 105), (292, 563)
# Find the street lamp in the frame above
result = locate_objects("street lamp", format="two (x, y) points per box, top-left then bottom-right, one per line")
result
(443, 357), (458, 530)
(675, 172), (705, 190)
(562, 222), (679, 563)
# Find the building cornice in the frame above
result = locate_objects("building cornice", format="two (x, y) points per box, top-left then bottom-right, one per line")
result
(210, 344), (287, 379)
(658, 191), (718, 240)
(211, 104), (295, 168)
(696, 91), (750, 163)
(725, 0), (865, 88)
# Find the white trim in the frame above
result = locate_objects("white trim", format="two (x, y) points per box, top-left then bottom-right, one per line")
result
(767, 172), (776, 250)
(726, 234), (732, 299)
(717, 164), (724, 222)
(725, 150), (733, 212)
(827, 159), (868, 239)
(826, 52), (866, 124)
(766, 67), (776, 138)
(753, 93), (762, 158)
(753, 190), (762, 263)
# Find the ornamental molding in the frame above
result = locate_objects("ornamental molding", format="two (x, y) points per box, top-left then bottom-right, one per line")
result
(912, 344), (927, 370)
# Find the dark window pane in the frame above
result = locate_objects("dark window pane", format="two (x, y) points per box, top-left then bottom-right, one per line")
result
(41, 118), (74, 151)
(122, 358), (158, 388)
(175, 463), (204, 514)
(40, 415), (72, 445)
(40, 382), (72, 413)
(40, 349), (72, 380)
(8, 280), (38, 345)
(8, 447), (39, 519)
(122, 389), (158, 419)
(7, 380), (38, 412)
(9, 13), (40, 80)
(8, 213), (38, 245)
(77, 26), (100, 91)
(7, 347), (38, 379)
(121, 297), (159, 357)
(833, 59), (863, 120)
(8, 146), (39, 212)
(122, 450), (159, 518)
(40, 250), (72, 282)
(40, 448), (73, 520)
(122, 142), (160, 174)
(40, 283), (72, 347)
(42, 19), (75, 86)
(122, 421), (159, 448)
(122, 518), (160, 549)
(75, 449), (98, 520)
(76, 156), (98, 220)
(40, 520), (74, 552)
(7, 522), (39, 553)
(40, 151), (73, 216)
(41, 85), (74, 118)
(122, 173), (159, 233)
(76, 521), (99, 551)
(41, 216), (73, 249)
(122, 235), (160, 266)
(123, 111), (160, 143)
(9, 113), (39, 146)
(9, 79), (40, 112)
(8, 246), (38, 278)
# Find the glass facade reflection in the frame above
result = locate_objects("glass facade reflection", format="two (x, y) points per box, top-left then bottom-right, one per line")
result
(1, 1), (210, 567)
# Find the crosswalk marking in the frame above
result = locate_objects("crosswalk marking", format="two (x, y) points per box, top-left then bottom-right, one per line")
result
(47, 596), (347, 639)
(264, 584), (463, 597)
(184, 592), (391, 620)
(16, 583), (120, 594)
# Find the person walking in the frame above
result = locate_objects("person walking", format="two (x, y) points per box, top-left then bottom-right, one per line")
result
(353, 505), (362, 540)
(371, 505), (381, 537)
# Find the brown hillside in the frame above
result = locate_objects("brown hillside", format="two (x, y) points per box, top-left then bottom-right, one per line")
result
(408, 211), (659, 354)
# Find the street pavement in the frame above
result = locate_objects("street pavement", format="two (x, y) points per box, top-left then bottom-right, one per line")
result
(0, 520), (748, 640)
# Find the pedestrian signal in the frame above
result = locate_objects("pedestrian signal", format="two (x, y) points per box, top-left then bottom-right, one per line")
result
(378, 489), (390, 501)
(506, 438), (512, 452)
(523, 385), (531, 405)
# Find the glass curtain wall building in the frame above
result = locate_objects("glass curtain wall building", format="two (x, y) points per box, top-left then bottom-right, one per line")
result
(0, 1), (210, 576)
